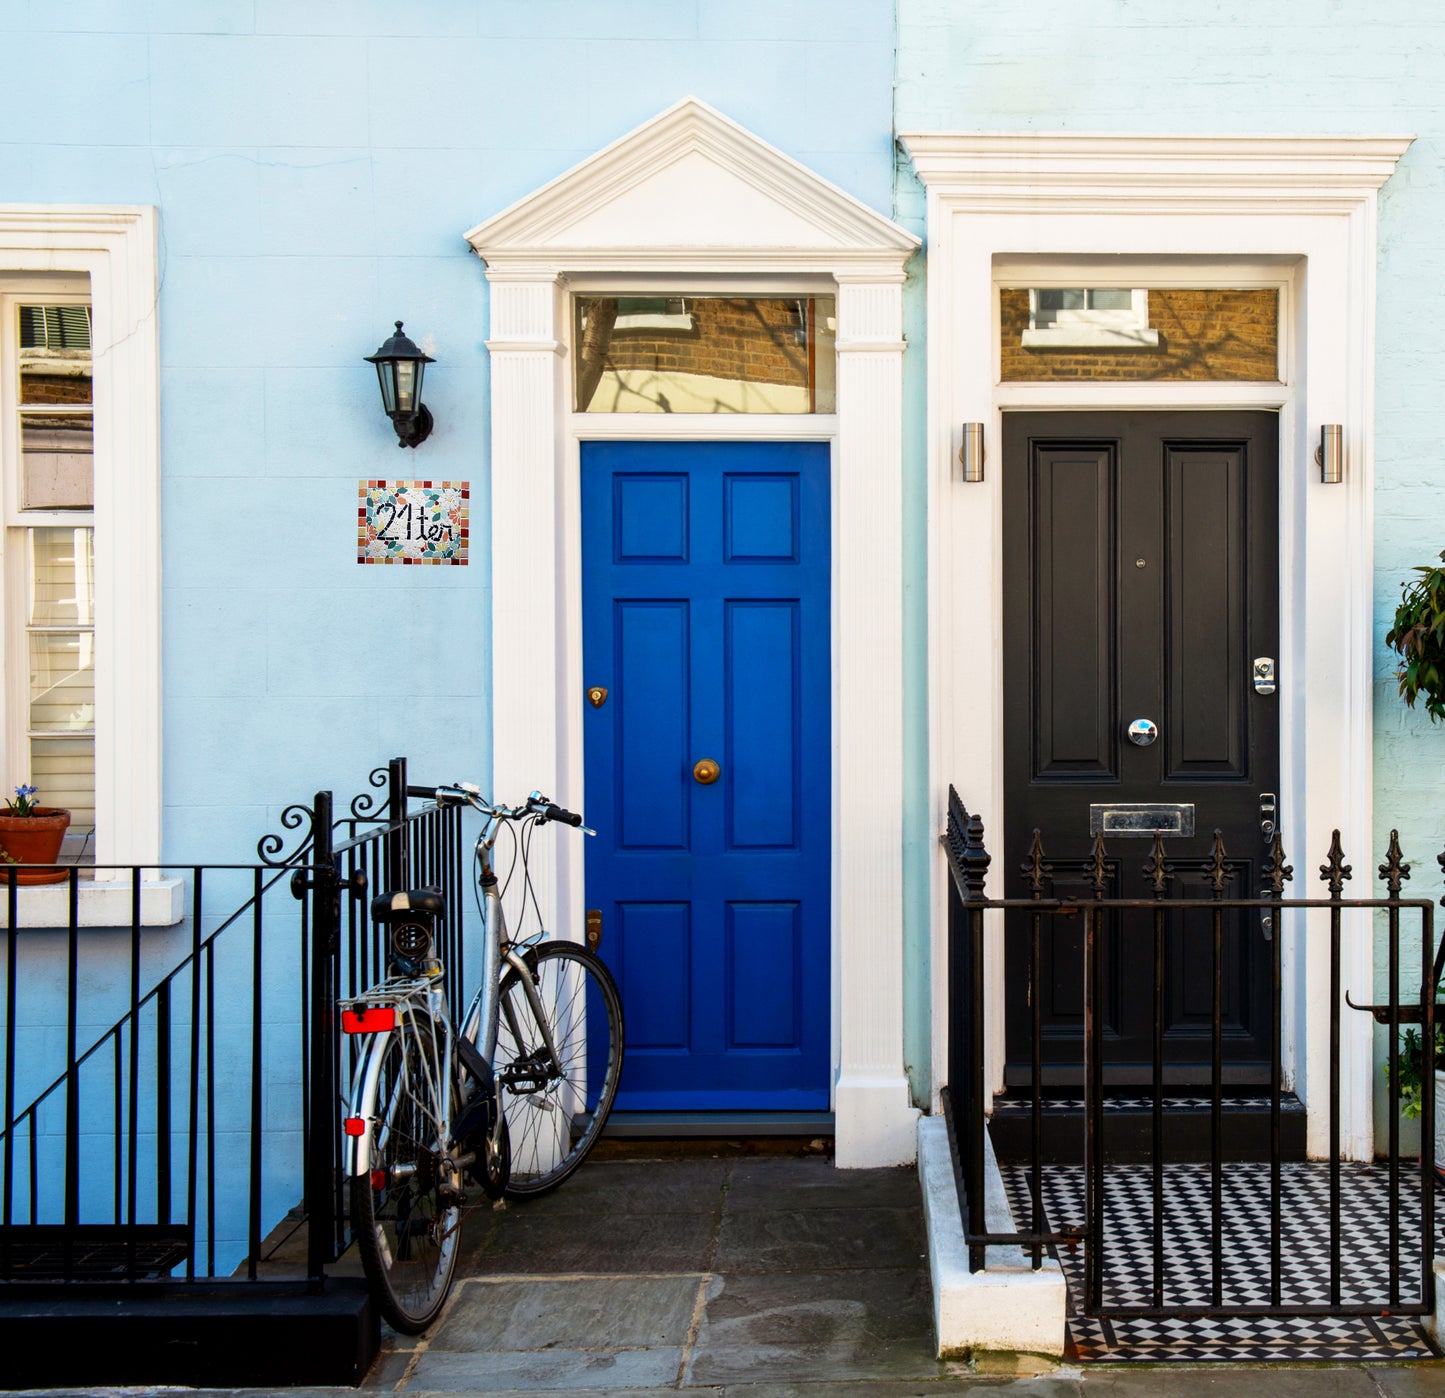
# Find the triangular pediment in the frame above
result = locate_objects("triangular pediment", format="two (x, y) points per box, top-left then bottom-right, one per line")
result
(466, 98), (917, 269)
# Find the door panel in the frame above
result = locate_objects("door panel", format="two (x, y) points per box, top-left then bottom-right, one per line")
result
(1166, 444), (1248, 777)
(1003, 412), (1279, 1084)
(583, 440), (830, 1111)
(1031, 444), (1116, 778)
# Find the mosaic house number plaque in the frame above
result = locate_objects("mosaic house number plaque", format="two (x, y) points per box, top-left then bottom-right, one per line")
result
(358, 480), (469, 565)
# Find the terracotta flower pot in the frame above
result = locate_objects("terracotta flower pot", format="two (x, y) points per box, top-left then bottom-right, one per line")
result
(0, 808), (71, 883)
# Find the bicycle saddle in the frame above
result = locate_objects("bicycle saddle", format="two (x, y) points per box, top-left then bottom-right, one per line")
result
(370, 886), (445, 921)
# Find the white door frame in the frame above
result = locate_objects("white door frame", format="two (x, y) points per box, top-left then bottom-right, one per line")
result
(900, 132), (1412, 1161)
(467, 100), (921, 1166)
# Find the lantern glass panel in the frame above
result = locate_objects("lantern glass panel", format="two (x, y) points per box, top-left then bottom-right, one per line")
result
(375, 361), (397, 416)
(394, 360), (419, 414)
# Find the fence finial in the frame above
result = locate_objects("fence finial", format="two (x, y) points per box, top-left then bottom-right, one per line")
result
(1142, 830), (1172, 896)
(1020, 828), (1050, 899)
(1321, 829), (1353, 897)
(1379, 829), (1410, 897)
(961, 806), (991, 900)
(1264, 832), (1293, 897)
(1207, 828), (1229, 897)
(1088, 830), (1108, 899)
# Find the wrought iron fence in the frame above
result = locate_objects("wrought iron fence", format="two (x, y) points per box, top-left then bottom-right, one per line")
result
(0, 757), (463, 1288)
(943, 785), (1438, 1321)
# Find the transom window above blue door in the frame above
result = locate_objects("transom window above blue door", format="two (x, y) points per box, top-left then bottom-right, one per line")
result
(573, 295), (836, 414)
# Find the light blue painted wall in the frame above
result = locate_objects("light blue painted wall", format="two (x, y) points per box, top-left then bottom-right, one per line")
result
(2, 0), (897, 863)
(0, 2), (900, 1262)
(894, 0), (1445, 1144)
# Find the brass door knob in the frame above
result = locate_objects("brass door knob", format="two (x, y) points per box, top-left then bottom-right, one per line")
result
(693, 758), (721, 785)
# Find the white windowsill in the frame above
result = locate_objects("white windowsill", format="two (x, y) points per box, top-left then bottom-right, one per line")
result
(613, 313), (695, 331)
(1022, 326), (1161, 348)
(0, 875), (184, 928)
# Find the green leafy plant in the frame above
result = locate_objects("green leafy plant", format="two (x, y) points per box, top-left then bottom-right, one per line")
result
(1385, 551), (1445, 723)
(1385, 1022), (1445, 1119)
(3, 784), (40, 817)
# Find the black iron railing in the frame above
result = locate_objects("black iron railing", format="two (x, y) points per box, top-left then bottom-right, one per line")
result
(943, 785), (1438, 1321)
(0, 757), (463, 1288)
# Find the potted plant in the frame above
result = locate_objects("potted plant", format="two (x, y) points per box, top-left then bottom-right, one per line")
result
(0, 784), (71, 884)
(1384, 552), (1445, 1175)
(1384, 1025), (1445, 1181)
(1385, 550), (1445, 722)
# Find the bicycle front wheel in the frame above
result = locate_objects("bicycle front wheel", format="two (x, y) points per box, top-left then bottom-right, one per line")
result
(351, 1014), (460, 1332)
(496, 941), (624, 1197)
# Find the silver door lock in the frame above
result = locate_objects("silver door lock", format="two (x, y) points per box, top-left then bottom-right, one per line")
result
(1253, 657), (1276, 695)
(1259, 792), (1277, 842)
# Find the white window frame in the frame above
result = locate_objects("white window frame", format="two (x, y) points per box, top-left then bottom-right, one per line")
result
(0, 207), (161, 882)
(1, 281), (96, 861)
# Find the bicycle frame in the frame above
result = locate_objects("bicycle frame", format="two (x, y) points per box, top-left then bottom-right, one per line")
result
(344, 797), (566, 1180)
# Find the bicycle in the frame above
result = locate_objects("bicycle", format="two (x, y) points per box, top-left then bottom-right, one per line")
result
(340, 786), (625, 1332)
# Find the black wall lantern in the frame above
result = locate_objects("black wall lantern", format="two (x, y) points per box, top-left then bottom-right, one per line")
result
(365, 321), (435, 448)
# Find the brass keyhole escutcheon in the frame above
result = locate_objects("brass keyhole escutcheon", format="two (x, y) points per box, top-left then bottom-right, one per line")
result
(693, 758), (721, 785)
(587, 686), (608, 709)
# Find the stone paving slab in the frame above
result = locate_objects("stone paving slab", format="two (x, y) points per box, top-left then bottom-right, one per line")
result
(1366, 1363), (1445, 1396)
(685, 1337), (968, 1388)
(695, 1267), (933, 1347)
(725, 1158), (921, 1212)
(710, 1383), (1076, 1397)
(405, 1345), (687, 1391)
(462, 1208), (718, 1274)
(429, 1276), (702, 1352)
(1076, 1369), (1384, 1395)
(500, 1160), (730, 1216)
(714, 1203), (927, 1272)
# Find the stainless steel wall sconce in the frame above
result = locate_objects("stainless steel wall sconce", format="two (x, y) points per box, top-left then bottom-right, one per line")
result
(959, 422), (985, 483)
(1316, 423), (1343, 484)
(366, 321), (435, 448)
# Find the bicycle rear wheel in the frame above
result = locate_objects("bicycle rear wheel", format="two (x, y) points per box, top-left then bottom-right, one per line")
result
(496, 941), (624, 1197)
(351, 1015), (460, 1332)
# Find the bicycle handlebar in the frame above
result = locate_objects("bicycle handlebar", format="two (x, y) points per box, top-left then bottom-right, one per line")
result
(433, 783), (593, 834)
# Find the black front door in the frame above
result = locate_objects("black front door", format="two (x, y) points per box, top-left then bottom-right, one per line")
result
(1002, 412), (1279, 1085)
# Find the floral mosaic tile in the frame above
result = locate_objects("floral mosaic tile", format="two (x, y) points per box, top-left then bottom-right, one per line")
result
(358, 480), (469, 564)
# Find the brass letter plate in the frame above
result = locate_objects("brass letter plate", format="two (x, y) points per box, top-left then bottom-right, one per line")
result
(1089, 803), (1195, 838)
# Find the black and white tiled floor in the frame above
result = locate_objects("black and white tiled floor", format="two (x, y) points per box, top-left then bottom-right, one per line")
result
(993, 1095), (1276, 1112)
(1000, 1161), (1443, 1362)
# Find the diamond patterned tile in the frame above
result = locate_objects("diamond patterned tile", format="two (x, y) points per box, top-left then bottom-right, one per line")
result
(999, 1161), (1443, 1362)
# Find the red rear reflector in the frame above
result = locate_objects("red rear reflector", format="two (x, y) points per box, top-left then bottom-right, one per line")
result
(342, 1007), (395, 1034)
(343, 1117), (367, 1137)
(370, 1168), (388, 1192)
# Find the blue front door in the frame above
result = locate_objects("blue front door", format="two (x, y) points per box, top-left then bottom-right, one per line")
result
(581, 440), (831, 1111)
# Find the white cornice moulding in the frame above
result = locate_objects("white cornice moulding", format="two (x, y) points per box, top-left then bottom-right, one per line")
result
(468, 97), (919, 270)
(898, 132), (1415, 194)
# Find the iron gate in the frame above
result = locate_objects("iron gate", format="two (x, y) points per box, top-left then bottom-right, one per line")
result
(943, 786), (1438, 1322)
